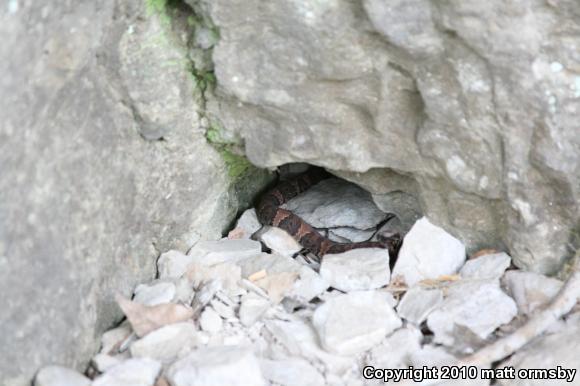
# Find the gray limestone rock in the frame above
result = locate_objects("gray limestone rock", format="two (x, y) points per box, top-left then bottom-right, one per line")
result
(312, 291), (402, 355)
(166, 346), (266, 386)
(0, 1), (270, 383)
(33, 366), (90, 386)
(188, 239), (262, 266)
(397, 287), (444, 325)
(502, 271), (563, 316)
(204, 0), (580, 274)
(460, 253), (512, 280)
(319, 248), (390, 292)
(392, 217), (466, 286)
(133, 282), (176, 306)
(427, 280), (517, 348)
(129, 322), (199, 364)
(92, 358), (161, 386)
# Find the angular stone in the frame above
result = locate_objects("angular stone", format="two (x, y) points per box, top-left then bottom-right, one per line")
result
(319, 248), (390, 292)
(133, 282), (176, 306)
(282, 178), (389, 230)
(366, 326), (423, 369)
(186, 261), (243, 297)
(100, 324), (133, 355)
(157, 250), (193, 280)
(258, 226), (302, 257)
(129, 322), (199, 364)
(312, 291), (401, 355)
(91, 354), (121, 373)
(460, 253), (511, 280)
(397, 287), (444, 324)
(34, 366), (90, 386)
(427, 280), (517, 347)
(502, 271), (563, 316)
(228, 208), (261, 239)
(188, 239), (262, 266)
(239, 292), (271, 326)
(92, 358), (161, 386)
(392, 217), (466, 286)
(259, 358), (325, 386)
(167, 346), (266, 386)
(200, 306), (223, 333)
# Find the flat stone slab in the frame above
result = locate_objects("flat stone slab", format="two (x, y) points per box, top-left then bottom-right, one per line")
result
(319, 248), (390, 292)
(166, 346), (266, 386)
(312, 291), (401, 355)
(188, 239), (262, 266)
(460, 252), (511, 280)
(397, 287), (444, 325)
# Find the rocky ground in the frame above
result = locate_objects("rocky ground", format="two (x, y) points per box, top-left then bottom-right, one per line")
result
(34, 178), (579, 386)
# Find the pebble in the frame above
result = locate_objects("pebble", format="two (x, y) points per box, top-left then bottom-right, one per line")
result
(319, 248), (390, 292)
(157, 250), (193, 279)
(100, 324), (132, 354)
(258, 226), (302, 257)
(92, 358), (161, 386)
(200, 306), (223, 332)
(188, 239), (262, 265)
(427, 280), (517, 347)
(186, 261), (243, 297)
(133, 282), (176, 306)
(228, 208), (261, 239)
(502, 270), (563, 315)
(91, 354), (121, 373)
(460, 252), (511, 280)
(259, 358), (325, 386)
(396, 287), (444, 324)
(166, 346), (266, 386)
(239, 291), (271, 326)
(392, 217), (466, 286)
(312, 291), (402, 355)
(34, 365), (90, 386)
(129, 322), (199, 364)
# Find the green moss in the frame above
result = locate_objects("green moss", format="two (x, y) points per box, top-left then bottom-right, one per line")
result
(219, 149), (254, 180)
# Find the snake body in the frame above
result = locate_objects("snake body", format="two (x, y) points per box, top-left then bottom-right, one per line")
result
(257, 168), (401, 259)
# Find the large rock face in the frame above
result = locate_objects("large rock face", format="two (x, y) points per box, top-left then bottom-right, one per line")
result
(204, 0), (580, 273)
(0, 1), (269, 384)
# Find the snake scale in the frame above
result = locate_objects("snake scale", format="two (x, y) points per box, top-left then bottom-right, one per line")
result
(257, 168), (402, 259)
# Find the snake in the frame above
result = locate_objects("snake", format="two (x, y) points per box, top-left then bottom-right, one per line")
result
(256, 168), (402, 260)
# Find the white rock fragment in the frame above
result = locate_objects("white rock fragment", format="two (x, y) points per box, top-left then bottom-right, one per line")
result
(129, 322), (198, 364)
(167, 346), (266, 386)
(186, 261), (243, 297)
(34, 365), (90, 386)
(188, 239), (262, 265)
(157, 250), (193, 279)
(502, 270), (563, 316)
(210, 298), (236, 319)
(228, 208), (261, 239)
(312, 291), (402, 355)
(392, 217), (466, 286)
(265, 318), (353, 374)
(427, 280), (517, 347)
(239, 292), (271, 326)
(92, 358), (161, 386)
(133, 282), (176, 306)
(319, 248), (390, 292)
(282, 178), (389, 229)
(366, 326), (422, 369)
(200, 306), (223, 332)
(258, 226), (302, 257)
(460, 252), (511, 280)
(259, 358), (325, 386)
(397, 287), (443, 324)
(91, 354), (121, 373)
(100, 324), (132, 354)
(174, 277), (195, 304)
